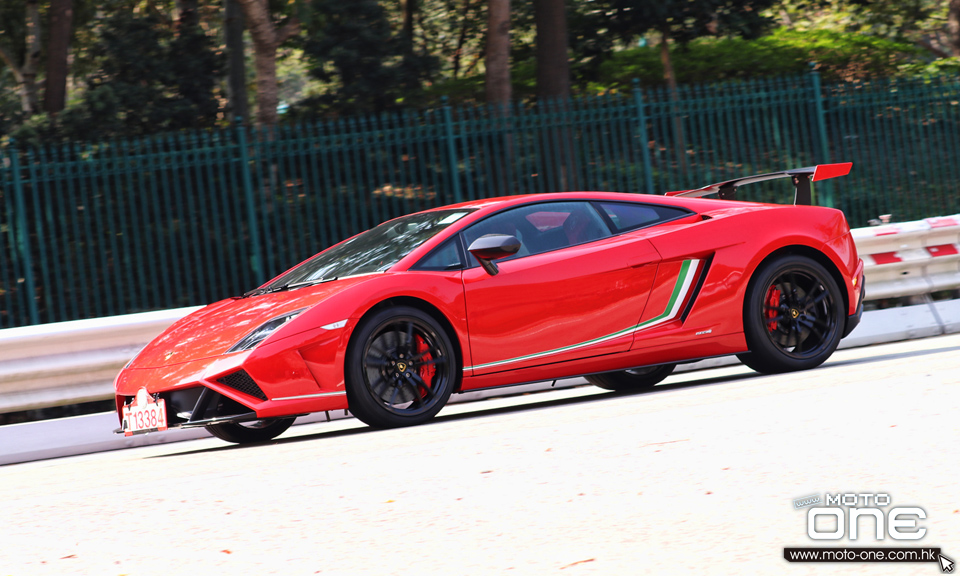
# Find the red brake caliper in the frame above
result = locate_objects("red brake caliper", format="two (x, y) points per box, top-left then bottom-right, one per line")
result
(765, 286), (781, 332)
(415, 336), (435, 397)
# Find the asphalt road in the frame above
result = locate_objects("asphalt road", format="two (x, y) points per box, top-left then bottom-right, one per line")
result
(1, 335), (958, 575)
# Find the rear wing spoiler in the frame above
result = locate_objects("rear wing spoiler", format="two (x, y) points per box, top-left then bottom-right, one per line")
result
(665, 162), (852, 205)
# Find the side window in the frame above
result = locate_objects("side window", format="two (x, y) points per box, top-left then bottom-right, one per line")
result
(597, 202), (691, 233)
(462, 202), (611, 265)
(414, 238), (463, 271)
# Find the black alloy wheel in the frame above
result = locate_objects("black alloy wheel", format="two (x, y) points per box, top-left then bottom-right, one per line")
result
(737, 254), (845, 374)
(206, 417), (296, 444)
(586, 363), (676, 392)
(345, 306), (458, 428)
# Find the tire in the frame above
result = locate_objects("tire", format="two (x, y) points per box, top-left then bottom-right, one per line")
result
(206, 417), (295, 444)
(736, 254), (844, 374)
(345, 305), (459, 428)
(585, 363), (676, 391)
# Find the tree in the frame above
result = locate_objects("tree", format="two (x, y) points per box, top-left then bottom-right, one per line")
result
(235, 0), (303, 125)
(44, 0), (74, 115)
(485, 0), (511, 105)
(0, 0), (42, 117)
(604, 0), (776, 93)
(300, 0), (436, 115)
(951, 0), (960, 56)
(600, 0), (775, 168)
(780, 0), (956, 60)
(532, 0), (570, 101)
(224, 0), (249, 123)
(45, 11), (225, 140)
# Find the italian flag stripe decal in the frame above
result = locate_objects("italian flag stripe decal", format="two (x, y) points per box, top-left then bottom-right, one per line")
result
(464, 259), (701, 372)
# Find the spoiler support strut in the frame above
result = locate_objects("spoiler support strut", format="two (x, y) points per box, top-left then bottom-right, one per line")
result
(793, 174), (812, 205)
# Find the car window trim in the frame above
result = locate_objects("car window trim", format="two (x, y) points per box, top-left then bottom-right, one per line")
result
(458, 198), (694, 270)
(410, 234), (468, 271)
(589, 200), (696, 234)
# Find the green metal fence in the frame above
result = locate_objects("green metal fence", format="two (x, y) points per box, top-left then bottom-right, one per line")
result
(2, 68), (960, 329)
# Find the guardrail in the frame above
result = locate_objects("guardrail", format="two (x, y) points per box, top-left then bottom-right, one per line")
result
(0, 306), (201, 414)
(853, 214), (960, 300)
(3, 215), (960, 416)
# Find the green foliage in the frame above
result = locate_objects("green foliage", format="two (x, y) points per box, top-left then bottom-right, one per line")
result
(0, 0), (956, 136)
(899, 57), (960, 78)
(592, 28), (921, 91)
(0, 69), (22, 138)
(9, 11), (224, 143)
(842, 0), (940, 40)
(603, 0), (777, 44)
(295, 0), (437, 116)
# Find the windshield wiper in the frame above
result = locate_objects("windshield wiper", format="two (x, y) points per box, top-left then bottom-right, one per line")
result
(242, 277), (338, 298)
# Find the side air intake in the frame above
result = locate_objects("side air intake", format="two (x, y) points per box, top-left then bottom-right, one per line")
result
(217, 370), (268, 401)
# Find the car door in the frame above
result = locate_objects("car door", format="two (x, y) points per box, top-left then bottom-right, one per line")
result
(460, 201), (662, 376)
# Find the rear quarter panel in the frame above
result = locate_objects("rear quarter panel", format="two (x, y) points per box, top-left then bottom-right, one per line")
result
(644, 203), (857, 341)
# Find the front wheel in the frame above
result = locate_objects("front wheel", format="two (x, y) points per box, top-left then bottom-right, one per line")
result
(345, 306), (459, 429)
(205, 417), (295, 444)
(737, 254), (844, 374)
(585, 364), (676, 391)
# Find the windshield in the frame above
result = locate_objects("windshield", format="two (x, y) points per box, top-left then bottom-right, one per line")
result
(260, 209), (472, 291)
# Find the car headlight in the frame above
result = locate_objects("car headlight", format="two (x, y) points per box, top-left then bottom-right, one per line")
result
(227, 308), (307, 353)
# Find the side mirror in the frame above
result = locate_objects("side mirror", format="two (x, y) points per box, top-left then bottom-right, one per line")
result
(468, 234), (521, 276)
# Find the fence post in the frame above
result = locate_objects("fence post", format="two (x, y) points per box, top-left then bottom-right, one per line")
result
(441, 97), (463, 204)
(808, 63), (834, 207)
(8, 140), (40, 325)
(632, 79), (655, 195)
(237, 121), (265, 285)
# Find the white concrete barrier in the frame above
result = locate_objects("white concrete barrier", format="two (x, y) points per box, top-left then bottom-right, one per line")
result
(3, 213), (960, 415)
(854, 214), (960, 300)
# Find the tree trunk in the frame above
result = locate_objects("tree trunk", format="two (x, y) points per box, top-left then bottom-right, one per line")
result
(659, 29), (678, 97)
(225, 0), (249, 123)
(43, 0), (73, 115)
(532, 0), (569, 101)
(252, 46), (279, 126)
(660, 29), (687, 171)
(485, 0), (511, 105)
(235, 0), (300, 126)
(533, 0), (574, 189)
(949, 0), (960, 57)
(401, 0), (417, 50)
(485, 0), (512, 195)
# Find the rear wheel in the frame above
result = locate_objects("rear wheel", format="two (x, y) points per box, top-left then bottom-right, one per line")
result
(345, 306), (459, 428)
(737, 254), (844, 374)
(586, 364), (676, 391)
(205, 417), (295, 444)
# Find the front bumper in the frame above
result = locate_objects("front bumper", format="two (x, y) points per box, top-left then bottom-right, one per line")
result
(114, 336), (351, 433)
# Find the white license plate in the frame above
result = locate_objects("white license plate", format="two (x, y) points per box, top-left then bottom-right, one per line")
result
(122, 388), (168, 436)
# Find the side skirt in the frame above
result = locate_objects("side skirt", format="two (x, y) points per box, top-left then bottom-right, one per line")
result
(459, 332), (747, 392)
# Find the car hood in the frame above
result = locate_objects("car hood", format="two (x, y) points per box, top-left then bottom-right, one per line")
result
(131, 276), (376, 368)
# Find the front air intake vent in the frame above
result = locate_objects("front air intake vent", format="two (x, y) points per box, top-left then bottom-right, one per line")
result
(217, 370), (268, 401)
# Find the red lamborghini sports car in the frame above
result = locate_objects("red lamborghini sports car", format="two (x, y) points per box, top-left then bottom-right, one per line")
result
(115, 163), (863, 443)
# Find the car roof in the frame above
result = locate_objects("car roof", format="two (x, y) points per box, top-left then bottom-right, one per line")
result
(423, 191), (747, 215)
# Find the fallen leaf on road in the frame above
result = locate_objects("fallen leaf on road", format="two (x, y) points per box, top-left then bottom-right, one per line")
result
(560, 558), (595, 570)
